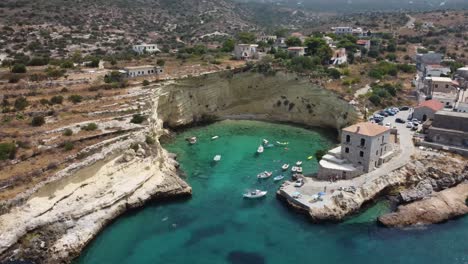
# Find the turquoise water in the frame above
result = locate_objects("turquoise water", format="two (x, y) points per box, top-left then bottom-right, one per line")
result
(76, 120), (468, 264)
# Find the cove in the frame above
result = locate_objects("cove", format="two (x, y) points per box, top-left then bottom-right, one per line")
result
(76, 120), (468, 264)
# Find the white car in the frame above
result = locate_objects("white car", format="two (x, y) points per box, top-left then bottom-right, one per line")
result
(294, 179), (304, 187)
(406, 122), (413, 128)
(385, 123), (391, 128)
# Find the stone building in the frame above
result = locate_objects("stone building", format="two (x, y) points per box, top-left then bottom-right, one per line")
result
(318, 122), (394, 180)
(424, 76), (459, 95)
(425, 111), (468, 149)
(234, 44), (259, 60)
(132, 44), (160, 55)
(287, 47), (306, 57)
(416, 52), (443, 71)
(412, 99), (444, 122)
(123, 65), (163, 78)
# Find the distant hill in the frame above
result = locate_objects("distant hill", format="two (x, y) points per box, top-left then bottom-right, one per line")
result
(235, 0), (468, 12)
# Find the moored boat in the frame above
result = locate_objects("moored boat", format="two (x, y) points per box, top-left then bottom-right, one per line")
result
(273, 175), (285, 181)
(211, 136), (219, 140)
(291, 166), (298, 172)
(307, 156), (313, 160)
(296, 161), (303, 166)
(213, 155), (221, 161)
(257, 171), (273, 179)
(282, 164), (290, 170)
(276, 141), (289, 146)
(243, 189), (267, 199)
(297, 167), (303, 173)
(257, 145), (264, 153)
(262, 139), (269, 145)
(187, 136), (197, 144)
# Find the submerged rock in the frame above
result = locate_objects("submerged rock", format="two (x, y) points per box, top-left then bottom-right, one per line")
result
(378, 183), (468, 227)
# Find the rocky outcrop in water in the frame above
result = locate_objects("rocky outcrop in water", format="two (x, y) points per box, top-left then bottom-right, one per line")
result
(157, 71), (358, 132)
(378, 183), (468, 227)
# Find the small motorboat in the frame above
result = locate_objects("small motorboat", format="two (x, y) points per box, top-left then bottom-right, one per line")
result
(262, 139), (269, 145)
(296, 161), (303, 166)
(297, 167), (303, 173)
(243, 189), (267, 199)
(282, 164), (290, 170)
(266, 144), (274, 148)
(276, 141), (289, 146)
(213, 155), (221, 162)
(291, 166), (298, 172)
(307, 156), (313, 160)
(211, 136), (219, 140)
(188, 137), (197, 145)
(273, 175), (285, 181)
(294, 178), (304, 187)
(257, 171), (273, 179)
(257, 145), (264, 154)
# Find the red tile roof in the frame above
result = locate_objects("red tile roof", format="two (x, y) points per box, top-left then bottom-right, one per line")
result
(342, 122), (390, 137)
(356, 40), (369, 45)
(416, 99), (444, 111)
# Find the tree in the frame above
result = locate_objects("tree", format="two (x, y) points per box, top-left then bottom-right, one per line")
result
(68, 95), (83, 104)
(221, 39), (235, 52)
(31, 116), (45, 127)
(304, 37), (332, 65)
(237, 32), (256, 43)
(142, 80), (150, 86)
(81, 123), (98, 131)
(63, 128), (73, 136)
(285, 36), (302, 47)
(156, 59), (165, 67)
(369, 95), (381, 105)
(11, 64), (26, 73)
(14, 97), (29, 111)
(315, 149), (327, 161)
(50, 95), (64, 105)
(0, 142), (16, 160)
(131, 114), (146, 124)
(327, 68), (341, 79)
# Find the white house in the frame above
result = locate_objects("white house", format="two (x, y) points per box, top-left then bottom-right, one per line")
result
(132, 44), (161, 55)
(123, 65), (163, 78)
(234, 44), (259, 60)
(334, 27), (353, 35)
(330, 48), (347, 65)
(424, 64), (451, 77)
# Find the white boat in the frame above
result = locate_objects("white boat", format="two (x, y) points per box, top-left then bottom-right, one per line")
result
(188, 137), (197, 145)
(282, 164), (290, 170)
(262, 139), (269, 145)
(276, 141), (289, 146)
(297, 167), (303, 173)
(257, 171), (273, 179)
(273, 175), (285, 181)
(257, 145), (264, 153)
(213, 155), (221, 161)
(211, 136), (219, 140)
(243, 189), (267, 199)
(291, 166), (298, 172)
(296, 161), (303, 166)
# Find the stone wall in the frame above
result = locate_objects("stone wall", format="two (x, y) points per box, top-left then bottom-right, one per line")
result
(157, 71), (358, 132)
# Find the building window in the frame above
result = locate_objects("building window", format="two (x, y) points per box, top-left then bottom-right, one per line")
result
(360, 138), (365, 146)
(376, 150), (378, 155)
(345, 147), (349, 153)
(445, 84), (449, 88)
(435, 84), (438, 88)
(346, 135), (350, 143)
(359, 151), (364, 157)
(381, 136), (384, 142)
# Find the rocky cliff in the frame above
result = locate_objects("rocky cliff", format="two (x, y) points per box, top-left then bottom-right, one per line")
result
(157, 71), (358, 132)
(378, 183), (468, 227)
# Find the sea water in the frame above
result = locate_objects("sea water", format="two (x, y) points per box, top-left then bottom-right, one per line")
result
(76, 120), (468, 264)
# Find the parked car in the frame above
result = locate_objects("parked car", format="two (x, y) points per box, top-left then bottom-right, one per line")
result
(391, 107), (400, 113)
(385, 122), (391, 128)
(411, 124), (419, 131)
(395, 118), (405, 123)
(412, 118), (420, 125)
(294, 179), (304, 187)
(378, 111), (389, 117)
(399, 106), (410, 111)
(406, 122), (413, 128)
(385, 109), (396, 116)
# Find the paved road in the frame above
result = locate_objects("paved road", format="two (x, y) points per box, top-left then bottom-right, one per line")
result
(280, 110), (416, 209)
(404, 14), (416, 29)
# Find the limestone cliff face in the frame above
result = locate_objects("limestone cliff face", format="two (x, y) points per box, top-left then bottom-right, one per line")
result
(157, 71), (358, 132)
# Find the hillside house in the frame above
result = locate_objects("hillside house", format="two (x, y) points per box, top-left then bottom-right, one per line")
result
(425, 111), (468, 152)
(132, 44), (160, 55)
(234, 44), (259, 60)
(287, 47), (306, 57)
(123, 65), (163, 78)
(424, 76), (459, 95)
(424, 64), (451, 77)
(356, 39), (371, 50)
(330, 48), (347, 65)
(416, 52), (443, 71)
(318, 122), (394, 180)
(412, 99), (444, 122)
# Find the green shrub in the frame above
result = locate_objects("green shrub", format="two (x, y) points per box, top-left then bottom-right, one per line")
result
(0, 142), (16, 160)
(81, 123), (98, 131)
(142, 80), (150, 86)
(315, 149), (327, 161)
(40, 99), (51, 105)
(145, 135), (156, 145)
(31, 116), (45, 126)
(14, 97), (29, 111)
(11, 64), (27, 73)
(63, 141), (74, 151)
(130, 114), (146, 124)
(327, 68), (341, 79)
(369, 94), (381, 105)
(50, 95), (63, 104)
(63, 128), (73, 136)
(68, 95), (83, 104)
